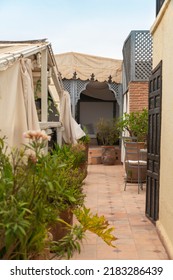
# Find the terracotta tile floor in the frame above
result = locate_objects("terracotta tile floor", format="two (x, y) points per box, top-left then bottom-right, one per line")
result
(71, 163), (169, 260)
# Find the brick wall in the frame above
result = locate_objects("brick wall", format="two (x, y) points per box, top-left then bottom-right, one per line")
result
(128, 81), (149, 112)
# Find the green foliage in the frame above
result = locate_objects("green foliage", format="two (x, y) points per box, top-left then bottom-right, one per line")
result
(96, 118), (119, 145)
(74, 206), (117, 248)
(50, 222), (85, 260)
(0, 136), (85, 259)
(50, 206), (117, 260)
(0, 152), (47, 259)
(0, 134), (117, 260)
(116, 108), (148, 142)
(78, 126), (90, 145)
(52, 143), (87, 167)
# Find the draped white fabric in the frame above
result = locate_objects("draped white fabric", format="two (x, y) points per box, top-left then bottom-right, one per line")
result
(20, 58), (40, 132)
(0, 58), (39, 148)
(60, 90), (85, 144)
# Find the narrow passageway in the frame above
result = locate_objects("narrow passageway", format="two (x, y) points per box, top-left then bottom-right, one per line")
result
(72, 164), (169, 260)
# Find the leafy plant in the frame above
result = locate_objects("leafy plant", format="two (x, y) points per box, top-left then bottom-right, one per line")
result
(0, 132), (117, 260)
(78, 126), (90, 145)
(96, 118), (119, 146)
(52, 143), (88, 180)
(50, 221), (84, 259)
(0, 132), (79, 259)
(0, 147), (49, 259)
(52, 143), (87, 168)
(116, 108), (148, 142)
(74, 207), (117, 247)
(50, 206), (117, 259)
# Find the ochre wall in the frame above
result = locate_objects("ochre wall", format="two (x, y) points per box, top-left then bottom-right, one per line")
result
(151, 0), (173, 259)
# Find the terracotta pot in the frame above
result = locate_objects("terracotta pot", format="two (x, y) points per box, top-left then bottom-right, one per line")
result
(50, 208), (73, 241)
(101, 146), (116, 165)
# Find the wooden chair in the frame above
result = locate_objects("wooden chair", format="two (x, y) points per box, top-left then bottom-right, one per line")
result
(123, 141), (147, 194)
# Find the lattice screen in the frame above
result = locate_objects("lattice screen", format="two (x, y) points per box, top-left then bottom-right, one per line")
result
(76, 80), (89, 101)
(109, 83), (121, 105)
(123, 30), (153, 89)
(134, 31), (153, 80)
(62, 79), (71, 93)
(62, 79), (89, 99)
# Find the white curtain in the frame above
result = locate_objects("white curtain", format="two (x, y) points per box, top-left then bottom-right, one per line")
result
(60, 90), (85, 144)
(20, 58), (40, 131)
(0, 58), (39, 149)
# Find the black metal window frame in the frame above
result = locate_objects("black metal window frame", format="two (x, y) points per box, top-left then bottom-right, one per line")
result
(156, 0), (165, 15)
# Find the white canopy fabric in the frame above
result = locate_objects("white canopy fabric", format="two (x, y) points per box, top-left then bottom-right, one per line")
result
(0, 58), (39, 149)
(55, 52), (122, 83)
(60, 90), (85, 144)
(0, 42), (89, 148)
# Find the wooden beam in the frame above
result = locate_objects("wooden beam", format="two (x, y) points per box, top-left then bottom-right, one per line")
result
(41, 49), (48, 122)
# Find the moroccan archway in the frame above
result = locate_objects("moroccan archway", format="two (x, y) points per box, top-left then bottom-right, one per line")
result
(55, 52), (123, 137)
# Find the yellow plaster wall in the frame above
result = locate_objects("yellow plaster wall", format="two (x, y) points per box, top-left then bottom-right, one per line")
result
(151, 0), (173, 259)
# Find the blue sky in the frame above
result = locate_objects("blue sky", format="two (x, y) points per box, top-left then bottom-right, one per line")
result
(0, 0), (155, 59)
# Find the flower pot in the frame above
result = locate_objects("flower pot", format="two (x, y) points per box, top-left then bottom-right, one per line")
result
(50, 208), (73, 241)
(101, 146), (116, 165)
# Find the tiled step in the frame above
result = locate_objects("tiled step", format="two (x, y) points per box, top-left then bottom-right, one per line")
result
(88, 147), (102, 165)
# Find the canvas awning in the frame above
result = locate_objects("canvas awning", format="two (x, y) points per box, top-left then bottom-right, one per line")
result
(55, 52), (122, 83)
(0, 41), (86, 148)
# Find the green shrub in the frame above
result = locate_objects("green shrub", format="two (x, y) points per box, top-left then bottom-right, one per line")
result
(96, 118), (119, 145)
(0, 132), (117, 260)
(116, 108), (148, 142)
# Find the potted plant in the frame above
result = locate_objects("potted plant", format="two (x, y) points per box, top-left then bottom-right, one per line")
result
(0, 133), (117, 259)
(96, 118), (119, 165)
(47, 143), (87, 242)
(116, 108), (148, 144)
